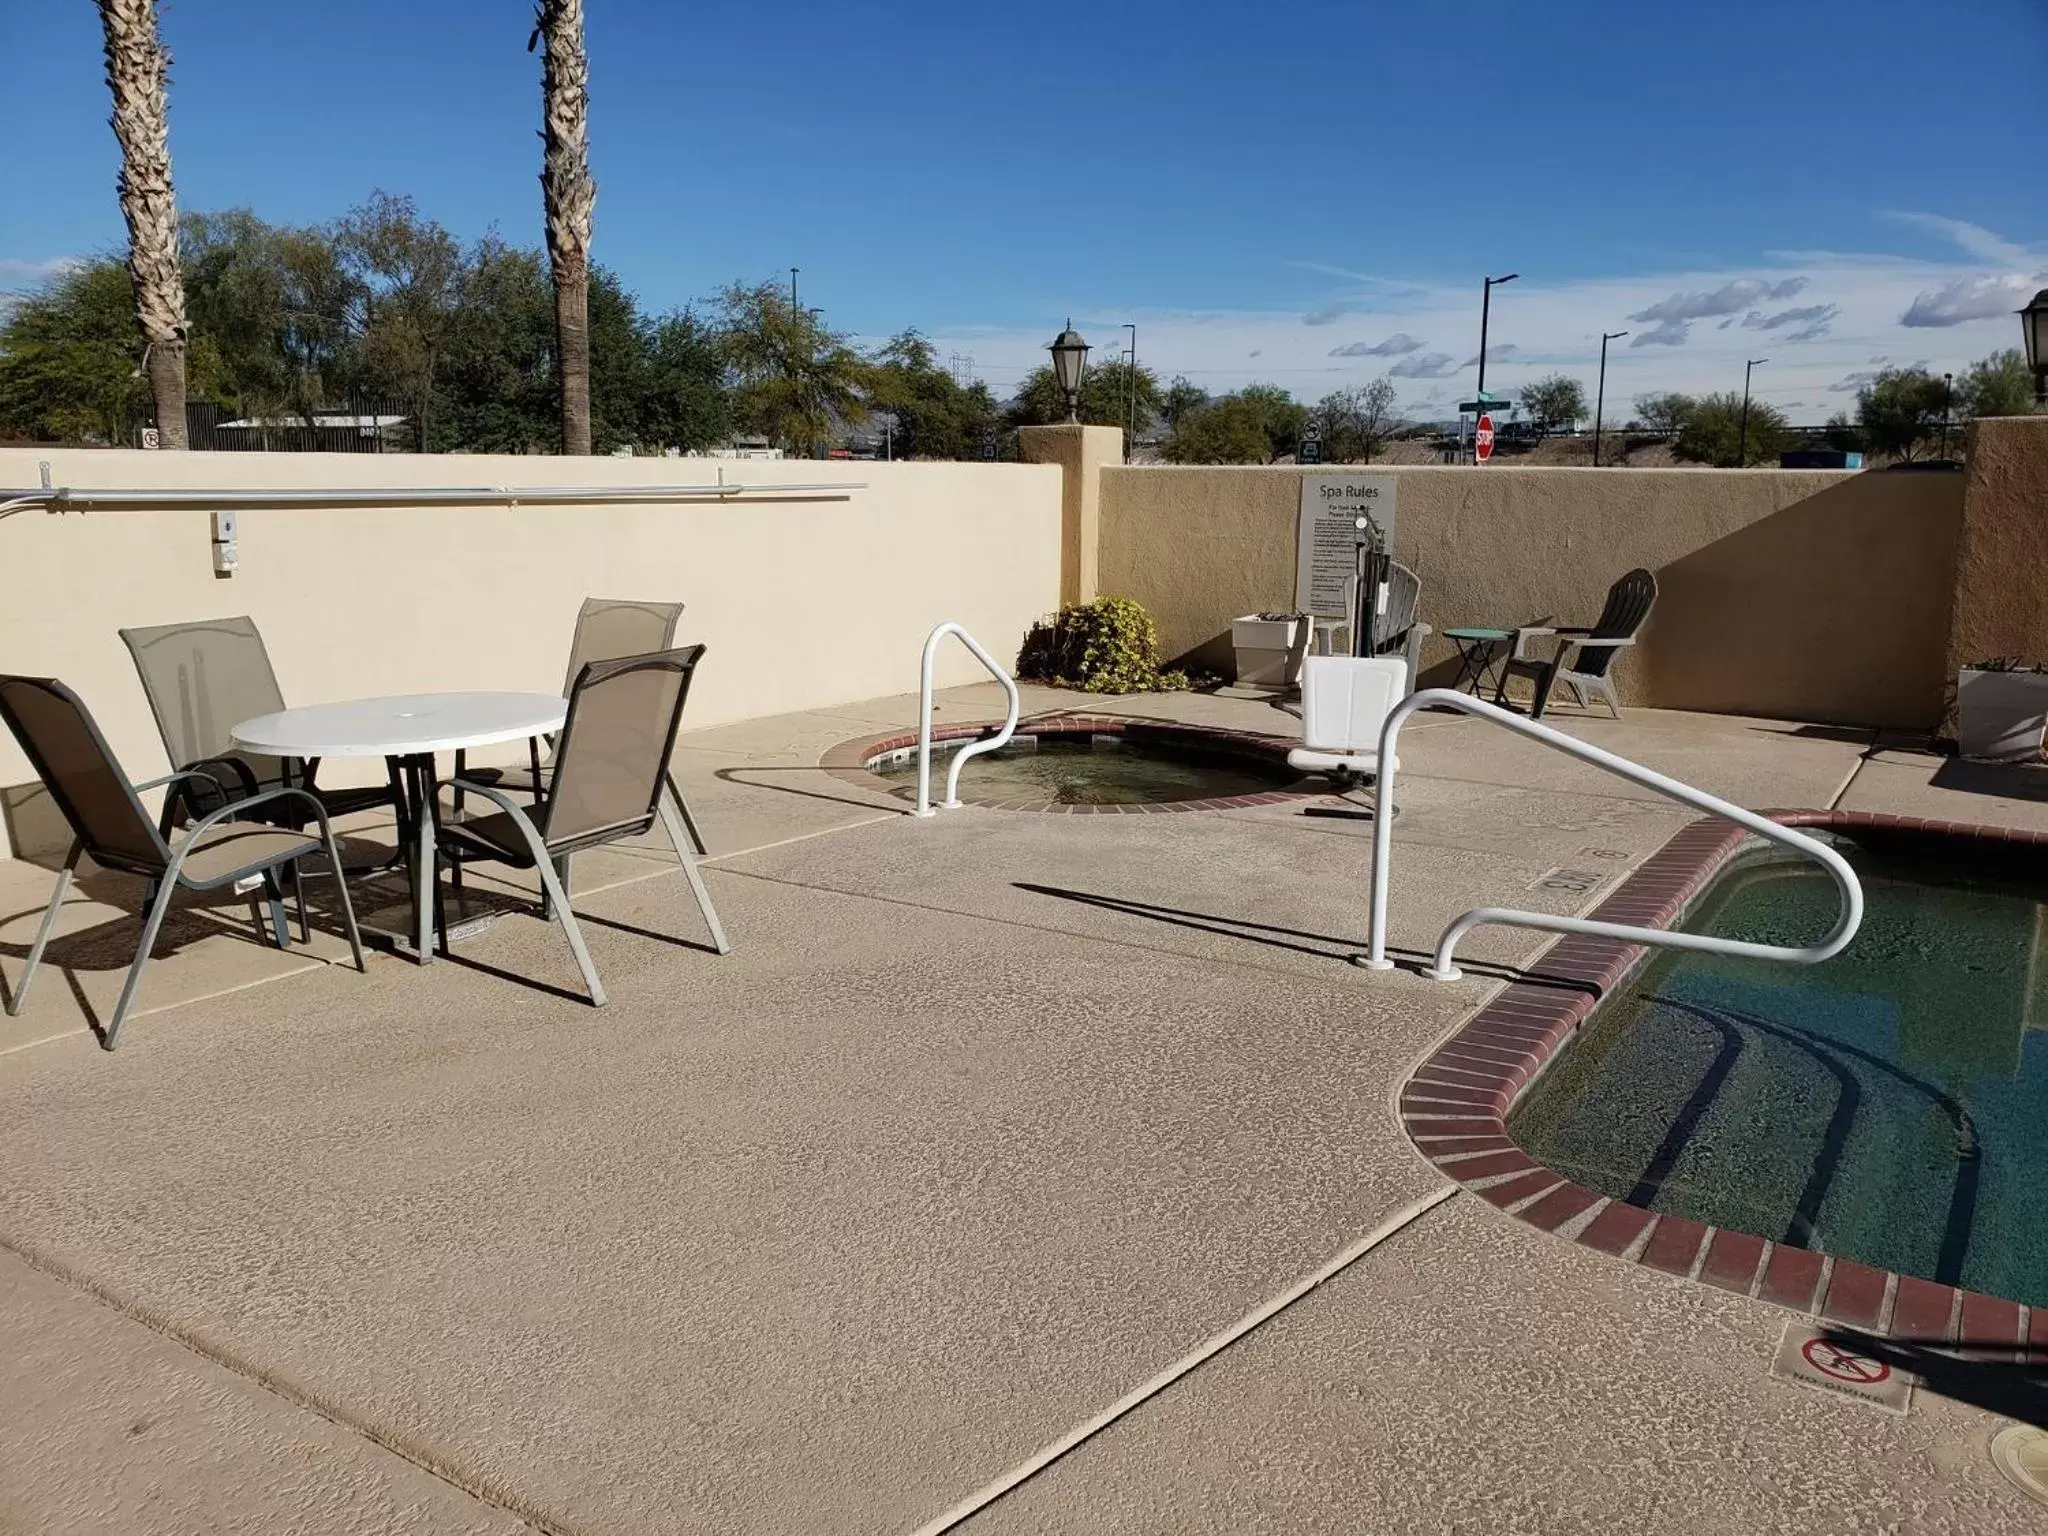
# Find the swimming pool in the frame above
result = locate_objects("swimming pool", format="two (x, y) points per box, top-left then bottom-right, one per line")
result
(1511, 828), (2048, 1307)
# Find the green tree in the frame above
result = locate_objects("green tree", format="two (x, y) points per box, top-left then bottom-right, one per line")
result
(0, 258), (153, 442)
(1236, 383), (1306, 460)
(430, 235), (555, 452)
(1520, 373), (1587, 437)
(1959, 349), (2034, 420)
(1163, 395), (1273, 464)
(1634, 391), (1694, 436)
(1671, 391), (1789, 467)
(1161, 375), (1207, 430)
(181, 208), (351, 426)
(714, 279), (869, 456)
(1008, 357), (1162, 437)
(1856, 367), (1950, 462)
(1823, 412), (1865, 455)
(868, 329), (1000, 459)
(332, 192), (463, 445)
(638, 307), (731, 454)
(1315, 379), (1398, 463)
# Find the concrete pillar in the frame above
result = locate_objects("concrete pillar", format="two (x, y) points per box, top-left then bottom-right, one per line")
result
(1942, 416), (2048, 735)
(1019, 424), (1122, 606)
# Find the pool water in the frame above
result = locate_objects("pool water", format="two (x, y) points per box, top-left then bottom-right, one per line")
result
(1510, 835), (2048, 1305)
(874, 732), (1300, 806)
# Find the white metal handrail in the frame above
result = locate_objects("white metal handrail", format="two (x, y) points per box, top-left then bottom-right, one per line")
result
(1363, 688), (1863, 980)
(915, 622), (1020, 817)
(0, 479), (864, 512)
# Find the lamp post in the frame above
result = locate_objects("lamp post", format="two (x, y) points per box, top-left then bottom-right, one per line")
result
(1476, 272), (1519, 400)
(2021, 289), (2048, 407)
(1940, 371), (1954, 459)
(1737, 357), (1767, 467)
(1048, 320), (1091, 423)
(1121, 322), (1137, 462)
(790, 267), (799, 313)
(1592, 329), (1628, 466)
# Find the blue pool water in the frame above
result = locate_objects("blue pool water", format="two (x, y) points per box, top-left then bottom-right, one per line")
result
(1509, 834), (2048, 1305)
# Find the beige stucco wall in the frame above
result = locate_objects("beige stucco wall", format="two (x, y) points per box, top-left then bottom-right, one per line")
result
(0, 450), (1061, 859)
(1942, 416), (2048, 733)
(1099, 464), (1964, 730)
(1018, 424), (1122, 605)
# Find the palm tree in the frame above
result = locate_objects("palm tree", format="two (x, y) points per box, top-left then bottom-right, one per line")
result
(531, 0), (596, 455)
(97, 0), (188, 448)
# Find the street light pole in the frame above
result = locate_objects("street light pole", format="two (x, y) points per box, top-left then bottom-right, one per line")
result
(790, 267), (799, 313)
(1941, 372), (1954, 459)
(1121, 322), (1137, 463)
(1738, 357), (1767, 467)
(1476, 272), (1519, 400)
(1593, 329), (1628, 466)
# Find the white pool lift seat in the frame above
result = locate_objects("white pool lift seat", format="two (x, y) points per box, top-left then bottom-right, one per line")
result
(1288, 655), (1409, 783)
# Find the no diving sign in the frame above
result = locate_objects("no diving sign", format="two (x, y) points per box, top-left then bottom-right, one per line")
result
(1773, 1323), (1912, 1413)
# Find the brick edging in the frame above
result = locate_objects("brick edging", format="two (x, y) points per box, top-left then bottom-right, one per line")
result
(1403, 808), (2041, 1349)
(817, 714), (1322, 814)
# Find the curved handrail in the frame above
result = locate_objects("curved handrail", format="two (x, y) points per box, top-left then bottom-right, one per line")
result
(1363, 688), (1862, 980)
(915, 622), (1021, 817)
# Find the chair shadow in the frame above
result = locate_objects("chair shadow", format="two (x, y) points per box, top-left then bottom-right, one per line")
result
(1930, 757), (2048, 804)
(713, 766), (916, 816)
(1012, 881), (1546, 984)
(1820, 1330), (2048, 1428)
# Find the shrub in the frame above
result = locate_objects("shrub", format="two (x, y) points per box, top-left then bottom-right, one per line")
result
(1016, 596), (1188, 694)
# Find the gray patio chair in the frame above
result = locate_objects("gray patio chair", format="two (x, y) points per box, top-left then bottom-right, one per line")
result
(1309, 562), (1431, 695)
(1495, 567), (1659, 719)
(0, 675), (365, 1050)
(438, 646), (729, 1008)
(452, 597), (707, 855)
(120, 615), (399, 825)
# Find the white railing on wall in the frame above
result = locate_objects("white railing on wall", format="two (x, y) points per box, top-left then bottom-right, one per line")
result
(915, 622), (1020, 817)
(1363, 688), (1862, 980)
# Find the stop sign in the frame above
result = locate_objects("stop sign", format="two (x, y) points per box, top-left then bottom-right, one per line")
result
(1474, 413), (1495, 463)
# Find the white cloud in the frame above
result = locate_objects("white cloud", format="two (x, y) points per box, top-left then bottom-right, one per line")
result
(1883, 212), (2038, 269)
(1302, 303), (1355, 326)
(0, 256), (82, 288)
(1388, 351), (1460, 379)
(1327, 331), (1426, 358)
(1626, 277), (1808, 346)
(1460, 343), (1518, 367)
(1741, 302), (1839, 342)
(1901, 273), (2039, 328)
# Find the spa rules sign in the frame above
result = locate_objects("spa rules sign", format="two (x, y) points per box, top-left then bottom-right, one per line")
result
(1295, 474), (1398, 616)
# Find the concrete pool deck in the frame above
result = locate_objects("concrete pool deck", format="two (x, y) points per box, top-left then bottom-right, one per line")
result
(2, 681), (2046, 1532)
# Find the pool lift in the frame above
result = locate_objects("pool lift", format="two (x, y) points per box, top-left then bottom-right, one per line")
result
(1290, 515), (1408, 820)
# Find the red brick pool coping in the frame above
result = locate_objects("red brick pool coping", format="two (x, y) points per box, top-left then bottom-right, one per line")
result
(1403, 808), (2048, 1350)
(818, 714), (1322, 814)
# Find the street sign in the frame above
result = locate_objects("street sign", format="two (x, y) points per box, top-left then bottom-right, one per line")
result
(1475, 413), (1496, 463)
(140, 426), (160, 450)
(1298, 437), (1322, 465)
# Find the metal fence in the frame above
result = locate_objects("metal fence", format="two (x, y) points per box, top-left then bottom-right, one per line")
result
(129, 397), (417, 452)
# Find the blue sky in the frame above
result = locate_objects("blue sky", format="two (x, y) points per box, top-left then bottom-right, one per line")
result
(3, 0), (2043, 421)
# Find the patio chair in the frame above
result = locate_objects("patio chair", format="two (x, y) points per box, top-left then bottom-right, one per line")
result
(120, 615), (399, 825)
(451, 597), (707, 855)
(1288, 655), (1408, 787)
(1314, 562), (1431, 694)
(1495, 568), (1658, 720)
(0, 675), (365, 1050)
(438, 646), (729, 1007)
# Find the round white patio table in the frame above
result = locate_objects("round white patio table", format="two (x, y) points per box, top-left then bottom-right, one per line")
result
(232, 693), (566, 964)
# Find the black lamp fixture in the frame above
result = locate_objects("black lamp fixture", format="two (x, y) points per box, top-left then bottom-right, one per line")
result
(1049, 320), (1090, 422)
(2021, 289), (2048, 406)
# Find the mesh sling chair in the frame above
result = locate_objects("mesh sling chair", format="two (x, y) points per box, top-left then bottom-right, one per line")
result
(0, 676), (366, 1050)
(120, 615), (401, 826)
(1495, 568), (1658, 720)
(452, 597), (708, 855)
(438, 646), (729, 1007)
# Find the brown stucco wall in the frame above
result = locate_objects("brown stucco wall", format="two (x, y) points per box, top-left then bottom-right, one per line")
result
(1098, 464), (1964, 730)
(1942, 417), (2048, 732)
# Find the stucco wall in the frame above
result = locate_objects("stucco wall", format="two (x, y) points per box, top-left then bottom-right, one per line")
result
(1942, 417), (2048, 732)
(1099, 464), (1964, 730)
(0, 450), (1061, 859)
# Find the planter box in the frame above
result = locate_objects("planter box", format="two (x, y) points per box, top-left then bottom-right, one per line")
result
(1957, 668), (2048, 761)
(1231, 614), (1307, 688)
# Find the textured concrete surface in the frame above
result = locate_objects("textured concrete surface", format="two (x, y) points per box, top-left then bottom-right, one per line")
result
(0, 683), (2034, 1533)
(0, 1246), (524, 1535)
(1837, 745), (2048, 834)
(966, 1195), (2039, 1535)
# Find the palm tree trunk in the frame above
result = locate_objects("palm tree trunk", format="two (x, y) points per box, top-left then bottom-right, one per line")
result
(534, 0), (596, 456)
(98, 0), (188, 449)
